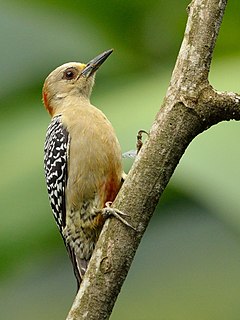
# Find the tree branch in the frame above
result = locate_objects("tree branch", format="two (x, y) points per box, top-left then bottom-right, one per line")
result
(66, 0), (240, 319)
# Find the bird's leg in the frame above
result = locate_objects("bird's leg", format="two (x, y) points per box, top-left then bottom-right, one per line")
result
(104, 131), (148, 230)
(95, 201), (136, 230)
(136, 130), (149, 154)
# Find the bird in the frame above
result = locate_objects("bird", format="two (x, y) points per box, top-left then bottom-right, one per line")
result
(42, 49), (133, 289)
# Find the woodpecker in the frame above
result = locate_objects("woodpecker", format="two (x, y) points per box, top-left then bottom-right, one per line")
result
(43, 49), (132, 289)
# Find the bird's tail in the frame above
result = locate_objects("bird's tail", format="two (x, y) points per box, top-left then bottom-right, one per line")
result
(66, 243), (89, 290)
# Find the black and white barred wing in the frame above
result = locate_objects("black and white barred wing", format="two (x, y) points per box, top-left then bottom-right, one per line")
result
(44, 115), (69, 232)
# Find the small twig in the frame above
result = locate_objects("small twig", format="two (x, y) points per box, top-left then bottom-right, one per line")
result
(136, 130), (149, 154)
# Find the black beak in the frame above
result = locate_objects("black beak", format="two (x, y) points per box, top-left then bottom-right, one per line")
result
(81, 49), (113, 77)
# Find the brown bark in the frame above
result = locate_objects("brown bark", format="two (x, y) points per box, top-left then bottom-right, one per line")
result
(66, 0), (240, 319)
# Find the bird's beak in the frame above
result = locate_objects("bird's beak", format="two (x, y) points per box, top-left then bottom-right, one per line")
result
(81, 49), (113, 78)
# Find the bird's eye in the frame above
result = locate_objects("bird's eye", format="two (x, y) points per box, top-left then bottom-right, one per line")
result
(63, 68), (78, 80)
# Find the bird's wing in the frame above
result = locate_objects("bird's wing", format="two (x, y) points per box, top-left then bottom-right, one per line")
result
(44, 116), (83, 289)
(44, 115), (69, 232)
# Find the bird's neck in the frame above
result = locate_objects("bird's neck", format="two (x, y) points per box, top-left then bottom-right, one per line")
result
(50, 95), (91, 117)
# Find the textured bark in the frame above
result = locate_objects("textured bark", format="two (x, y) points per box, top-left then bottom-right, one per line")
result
(66, 0), (240, 319)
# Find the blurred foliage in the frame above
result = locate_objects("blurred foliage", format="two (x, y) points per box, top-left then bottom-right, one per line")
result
(1, 1), (240, 319)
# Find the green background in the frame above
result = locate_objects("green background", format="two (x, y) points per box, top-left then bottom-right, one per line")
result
(1, 1), (240, 319)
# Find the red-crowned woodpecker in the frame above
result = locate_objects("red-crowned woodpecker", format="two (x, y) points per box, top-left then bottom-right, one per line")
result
(43, 50), (132, 289)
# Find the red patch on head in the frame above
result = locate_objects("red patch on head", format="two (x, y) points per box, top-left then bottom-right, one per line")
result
(42, 84), (53, 116)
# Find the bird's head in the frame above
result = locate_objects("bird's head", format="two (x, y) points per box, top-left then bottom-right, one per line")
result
(42, 49), (113, 116)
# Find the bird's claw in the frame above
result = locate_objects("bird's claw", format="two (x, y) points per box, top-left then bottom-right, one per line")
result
(101, 202), (136, 230)
(105, 202), (129, 216)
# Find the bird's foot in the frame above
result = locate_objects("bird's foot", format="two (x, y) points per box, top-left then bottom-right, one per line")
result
(100, 201), (136, 230)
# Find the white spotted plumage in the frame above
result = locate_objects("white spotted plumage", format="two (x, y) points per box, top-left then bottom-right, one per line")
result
(44, 114), (69, 232)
